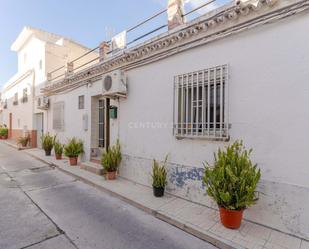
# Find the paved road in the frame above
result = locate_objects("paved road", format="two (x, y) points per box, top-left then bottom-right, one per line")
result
(0, 143), (217, 249)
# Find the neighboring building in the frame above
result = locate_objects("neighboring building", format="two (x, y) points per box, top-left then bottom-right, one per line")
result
(7, 0), (309, 241)
(0, 27), (98, 147)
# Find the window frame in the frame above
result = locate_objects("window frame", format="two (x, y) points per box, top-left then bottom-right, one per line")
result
(39, 60), (43, 70)
(22, 88), (28, 103)
(53, 102), (65, 131)
(78, 95), (85, 110)
(173, 65), (229, 141)
(13, 93), (18, 106)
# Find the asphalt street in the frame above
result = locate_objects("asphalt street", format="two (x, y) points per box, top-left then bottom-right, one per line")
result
(0, 142), (217, 249)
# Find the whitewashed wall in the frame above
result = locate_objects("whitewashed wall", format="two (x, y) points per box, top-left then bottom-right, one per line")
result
(47, 83), (108, 157)
(46, 12), (309, 239)
(1, 29), (98, 143)
(1, 37), (46, 130)
(1, 74), (35, 130)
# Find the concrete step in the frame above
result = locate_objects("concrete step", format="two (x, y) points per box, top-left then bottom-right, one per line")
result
(90, 157), (101, 164)
(80, 161), (104, 176)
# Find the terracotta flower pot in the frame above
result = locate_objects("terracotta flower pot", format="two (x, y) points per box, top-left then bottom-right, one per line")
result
(69, 157), (78, 166)
(55, 154), (62, 160)
(219, 207), (244, 229)
(106, 171), (117, 180)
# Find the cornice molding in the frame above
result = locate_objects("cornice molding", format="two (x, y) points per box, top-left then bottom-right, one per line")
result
(2, 70), (34, 93)
(42, 0), (309, 95)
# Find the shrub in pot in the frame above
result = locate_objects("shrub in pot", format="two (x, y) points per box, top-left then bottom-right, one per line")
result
(54, 140), (63, 160)
(41, 133), (56, 156)
(17, 135), (30, 148)
(101, 140), (121, 180)
(64, 138), (84, 166)
(203, 140), (261, 229)
(0, 128), (8, 139)
(151, 156), (168, 197)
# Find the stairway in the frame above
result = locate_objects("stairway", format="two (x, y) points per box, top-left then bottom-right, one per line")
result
(80, 161), (104, 175)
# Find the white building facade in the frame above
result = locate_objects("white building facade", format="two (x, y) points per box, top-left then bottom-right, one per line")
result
(33, 0), (309, 240)
(0, 27), (98, 147)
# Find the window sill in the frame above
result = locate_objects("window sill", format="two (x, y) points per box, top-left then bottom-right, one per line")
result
(175, 134), (230, 142)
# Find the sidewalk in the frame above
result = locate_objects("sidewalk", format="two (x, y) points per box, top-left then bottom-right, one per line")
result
(3, 139), (31, 150)
(15, 146), (309, 249)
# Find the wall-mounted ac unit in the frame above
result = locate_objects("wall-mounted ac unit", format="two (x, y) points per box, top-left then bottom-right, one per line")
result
(102, 70), (127, 98)
(37, 96), (49, 110)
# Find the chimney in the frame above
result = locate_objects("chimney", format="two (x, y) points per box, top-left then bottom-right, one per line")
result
(167, 0), (185, 30)
(65, 62), (74, 76)
(99, 42), (110, 62)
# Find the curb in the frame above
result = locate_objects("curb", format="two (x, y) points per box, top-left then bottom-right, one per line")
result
(22, 149), (242, 249)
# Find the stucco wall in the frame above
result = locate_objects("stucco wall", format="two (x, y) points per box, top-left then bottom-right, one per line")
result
(2, 37), (46, 132)
(1, 74), (35, 131)
(1, 31), (98, 146)
(45, 12), (309, 239)
(117, 13), (309, 239)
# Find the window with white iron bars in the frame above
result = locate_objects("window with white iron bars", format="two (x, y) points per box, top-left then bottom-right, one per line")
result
(22, 88), (28, 103)
(173, 65), (229, 140)
(13, 93), (18, 106)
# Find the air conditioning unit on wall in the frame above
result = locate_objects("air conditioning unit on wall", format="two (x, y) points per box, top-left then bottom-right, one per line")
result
(102, 70), (127, 98)
(37, 96), (49, 110)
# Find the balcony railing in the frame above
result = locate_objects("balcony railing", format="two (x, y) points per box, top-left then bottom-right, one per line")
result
(46, 0), (221, 84)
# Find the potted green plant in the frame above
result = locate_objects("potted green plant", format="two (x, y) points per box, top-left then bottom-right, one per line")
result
(151, 156), (168, 197)
(64, 138), (84, 166)
(41, 133), (56, 156)
(101, 140), (122, 180)
(0, 127), (8, 139)
(17, 135), (30, 148)
(54, 140), (63, 160)
(203, 140), (261, 229)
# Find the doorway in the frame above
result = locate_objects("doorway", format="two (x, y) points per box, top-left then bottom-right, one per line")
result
(98, 99), (105, 149)
(35, 113), (44, 148)
(98, 98), (110, 151)
(90, 97), (110, 160)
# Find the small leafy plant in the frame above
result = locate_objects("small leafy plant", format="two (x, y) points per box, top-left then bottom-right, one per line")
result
(41, 133), (56, 152)
(64, 138), (84, 158)
(101, 140), (122, 172)
(54, 140), (63, 156)
(17, 135), (30, 147)
(0, 127), (8, 137)
(203, 140), (261, 211)
(151, 156), (168, 188)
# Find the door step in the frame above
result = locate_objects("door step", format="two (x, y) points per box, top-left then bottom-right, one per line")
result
(80, 161), (104, 176)
(90, 157), (101, 164)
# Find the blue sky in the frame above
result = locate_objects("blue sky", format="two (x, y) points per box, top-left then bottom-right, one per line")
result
(0, 0), (228, 88)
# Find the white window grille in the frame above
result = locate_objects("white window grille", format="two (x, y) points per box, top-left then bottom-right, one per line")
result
(173, 65), (229, 140)
(53, 102), (64, 131)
